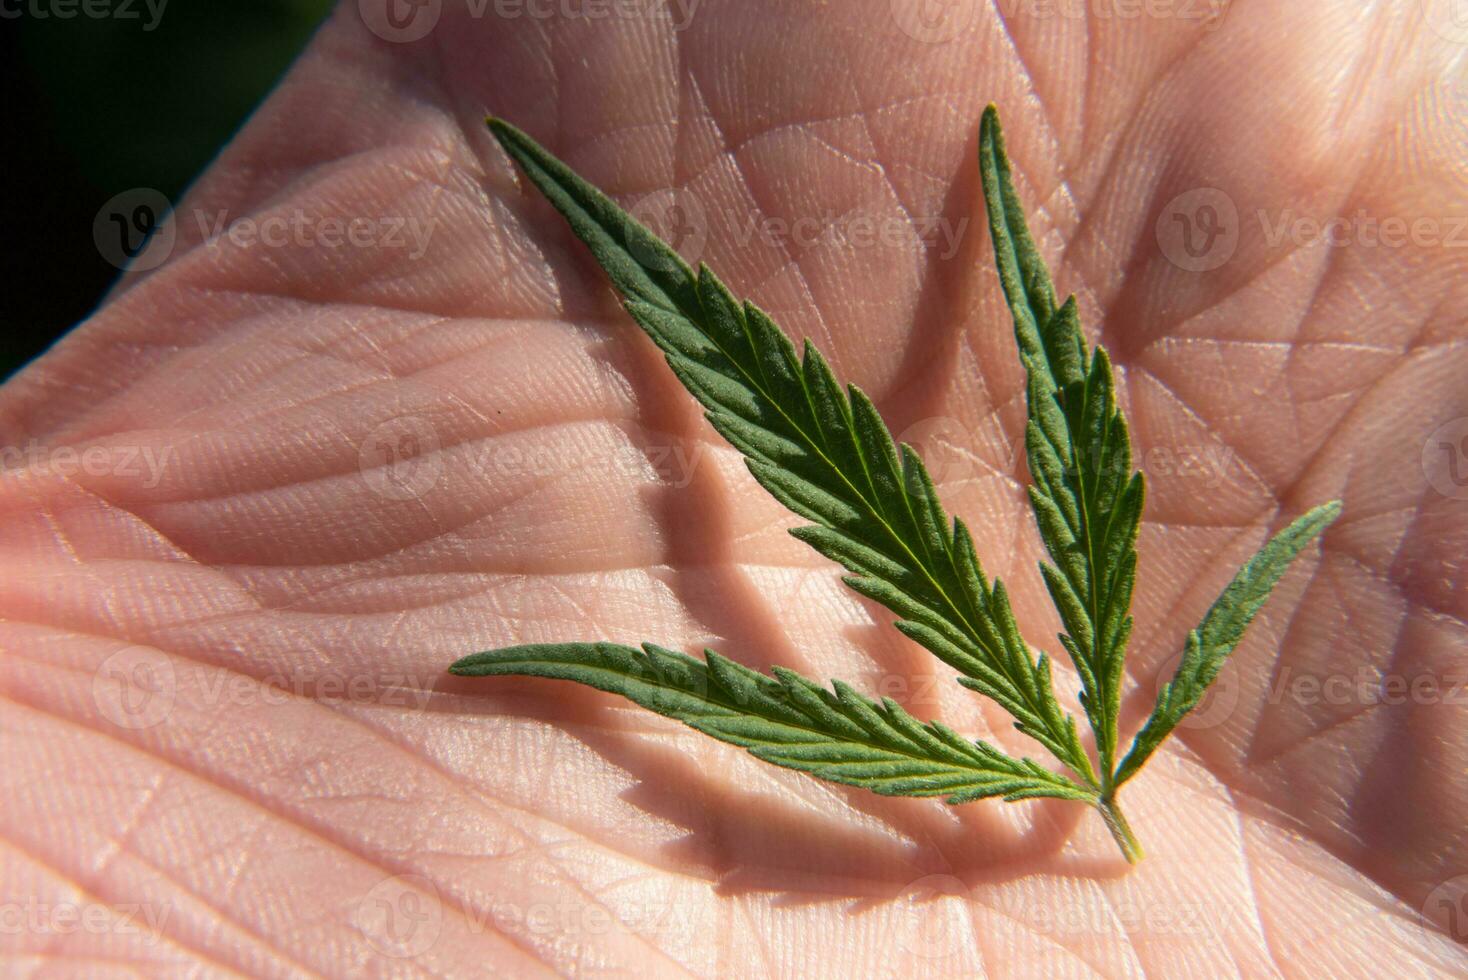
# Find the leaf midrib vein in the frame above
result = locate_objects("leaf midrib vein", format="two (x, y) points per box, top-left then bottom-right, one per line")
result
(502, 657), (1034, 780)
(677, 287), (1043, 708)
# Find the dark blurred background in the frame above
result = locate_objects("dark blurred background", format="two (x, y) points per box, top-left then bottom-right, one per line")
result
(1, 0), (335, 383)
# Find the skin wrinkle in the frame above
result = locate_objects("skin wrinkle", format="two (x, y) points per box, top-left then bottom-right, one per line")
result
(1132, 361), (1280, 498)
(987, 1), (1067, 180)
(117, 409), (624, 519)
(2, 675), (622, 976)
(971, 881), (1114, 975)
(1350, 664), (1459, 884)
(1248, 566), (1375, 772)
(987, 17), (1095, 318)
(33, 500), (84, 568)
(81, 767), (168, 892)
(1076, 0), (1093, 155)
(1279, 354), (1436, 558)
(1, 717), (338, 979)
(1112, 516), (1280, 718)
(1104, 243), (1302, 361)
(1250, 692), (1379, 770)
(1232, 812), (1283, 974)
(693, 109), (843, 353)
(1125, 82), (1413, 379)
(847, 89), (974, 437)
(0, 841), (262, 978)
(138, 145), (402, 290)
(1091, 885), (1149, 977)
(1133, 362), (1279, 494)
(1052, 25), (1210, 282)
(32, 772), (171, 967)
(95, 844), (325, 980)
(57, 293), (468, 442)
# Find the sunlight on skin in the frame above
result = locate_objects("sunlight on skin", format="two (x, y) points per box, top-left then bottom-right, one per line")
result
(1, 0), (1466, 974)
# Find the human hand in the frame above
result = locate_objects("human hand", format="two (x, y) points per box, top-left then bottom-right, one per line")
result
(2, 1), (1465, 974)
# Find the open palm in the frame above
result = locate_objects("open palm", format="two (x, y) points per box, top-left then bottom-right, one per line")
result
(2, 1), (1466, 974)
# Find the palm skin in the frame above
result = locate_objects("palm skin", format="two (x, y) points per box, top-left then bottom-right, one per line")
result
(2, 0), (1466, 974)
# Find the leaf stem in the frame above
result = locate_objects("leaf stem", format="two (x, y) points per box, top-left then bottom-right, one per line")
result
(1098, 796), (1145, 864)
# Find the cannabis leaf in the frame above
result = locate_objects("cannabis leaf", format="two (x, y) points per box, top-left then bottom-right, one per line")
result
(978, 107), (1143, 785)
(452, 106), (1340, 863)
(482, 113), (1097, 788)
(451, 642), (1094, 803)
(1112, 500), (1342, 788)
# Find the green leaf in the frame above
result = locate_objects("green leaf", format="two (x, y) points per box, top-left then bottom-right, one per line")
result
(1112, 500), (1341, 788)
(978, 105), (1144, 781)
(487, 115), (1098, 787)
(462, 107), (1343, 863)
(450, 643), (1094, 803)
